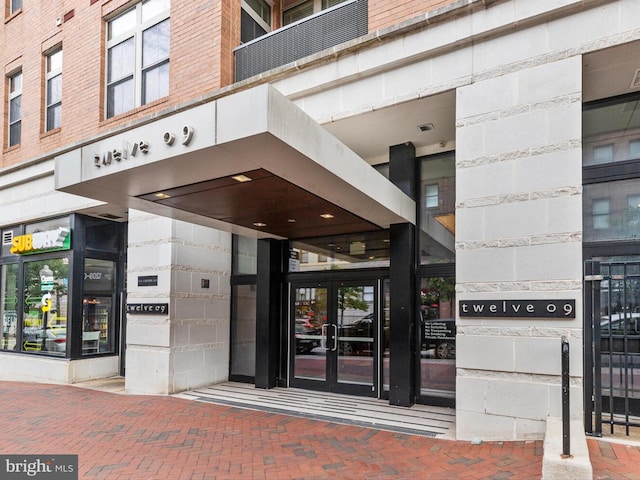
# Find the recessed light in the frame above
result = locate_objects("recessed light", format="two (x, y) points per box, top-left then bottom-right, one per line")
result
(232, 174), (252, 183)
(154, 192), (171, 199)
(418, 123), (434, 132)
(320, 213), (334, 219)
(288, 219), (296, 223)
(253, 222), (267, 227)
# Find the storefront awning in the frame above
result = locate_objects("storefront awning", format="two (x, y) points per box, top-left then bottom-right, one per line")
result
(55, 84), (415, 239)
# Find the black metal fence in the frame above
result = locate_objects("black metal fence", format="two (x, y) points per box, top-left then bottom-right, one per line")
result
(584, 260), (640, 436)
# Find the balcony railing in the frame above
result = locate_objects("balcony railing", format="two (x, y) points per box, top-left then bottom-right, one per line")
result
(235, 0), (368, 82)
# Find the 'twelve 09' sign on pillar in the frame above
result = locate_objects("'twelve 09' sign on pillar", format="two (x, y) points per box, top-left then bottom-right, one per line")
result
(458, 300), (576, 318)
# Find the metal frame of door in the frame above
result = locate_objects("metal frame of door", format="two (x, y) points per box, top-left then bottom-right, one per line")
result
(585, 260), (640, 436)
(288, 278), (380, 397)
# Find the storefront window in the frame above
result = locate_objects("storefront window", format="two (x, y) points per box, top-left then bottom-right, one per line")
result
(21, 258), (69, 356)
(1, 264), (19, 351)
(419, 153), (455, 265)
(83, 259), (116, 354)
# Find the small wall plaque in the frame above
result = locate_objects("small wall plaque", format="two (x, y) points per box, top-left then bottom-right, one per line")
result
(138, 275), (158, 287)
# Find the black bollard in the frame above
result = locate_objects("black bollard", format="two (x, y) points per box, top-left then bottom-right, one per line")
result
(561, 336), (571, 457)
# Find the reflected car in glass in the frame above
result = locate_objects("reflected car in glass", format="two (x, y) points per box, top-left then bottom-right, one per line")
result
(21, 326), (67, 353)
(600, 313), (640, 354)
(295, 318), (321, 354)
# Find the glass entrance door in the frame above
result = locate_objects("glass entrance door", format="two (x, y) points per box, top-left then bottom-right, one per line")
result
(290, 281), (378, 397)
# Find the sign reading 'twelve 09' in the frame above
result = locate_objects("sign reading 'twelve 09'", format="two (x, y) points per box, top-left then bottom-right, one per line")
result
(459, 300), (575, 318)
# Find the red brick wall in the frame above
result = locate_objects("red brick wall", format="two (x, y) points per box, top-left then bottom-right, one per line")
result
(368, 0), (457, 31)
(0, 0), (237, 169)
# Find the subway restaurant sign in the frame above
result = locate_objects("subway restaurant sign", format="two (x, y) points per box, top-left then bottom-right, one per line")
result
(10, 227), (71, 255)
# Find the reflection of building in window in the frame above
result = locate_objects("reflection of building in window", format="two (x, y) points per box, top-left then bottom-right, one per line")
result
(630, 139), (640, 160)
(363, 286), (374, 303)
(627, 194), (640, 228)
(592, 198), (610, 229)
(425, 184), (439, 208)
(593, 144), (614, 164)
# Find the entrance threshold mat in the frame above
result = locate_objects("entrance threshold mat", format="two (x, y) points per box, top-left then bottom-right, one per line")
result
(174, 382), (454, 438)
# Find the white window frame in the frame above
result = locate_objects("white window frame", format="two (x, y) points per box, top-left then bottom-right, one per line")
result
(105, 0), (170, 119)
(45, 47), (63, 132)
(8, 70), (22, 147)
(242, 0), (272, 32)
(9, 0), (22, 15)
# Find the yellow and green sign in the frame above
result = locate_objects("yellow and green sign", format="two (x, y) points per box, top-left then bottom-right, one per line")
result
(10, 227), (71, 255)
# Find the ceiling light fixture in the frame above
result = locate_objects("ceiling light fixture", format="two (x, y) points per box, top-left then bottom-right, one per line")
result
(288, 219), (296, 223)
(418, 123), (434, 132)
(154, 192), (171, 199)
(320, 213), (334, 219)
(232, 174), (252, 182)
(253, 222), (267, 227)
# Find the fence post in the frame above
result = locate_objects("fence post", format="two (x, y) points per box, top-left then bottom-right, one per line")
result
(561, 335), (571, 457)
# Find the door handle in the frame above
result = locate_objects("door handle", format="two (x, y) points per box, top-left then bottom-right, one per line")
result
(332, 324), (338, 352)
(321, 324), (329, 350)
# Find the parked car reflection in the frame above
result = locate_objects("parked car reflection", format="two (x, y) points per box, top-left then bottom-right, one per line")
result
(21, 326), (66, 353)
(295, 318), (321, 354)
(600, 313), (640, 354)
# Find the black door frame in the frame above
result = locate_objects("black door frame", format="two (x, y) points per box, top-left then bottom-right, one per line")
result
(287, 269), (387, 398)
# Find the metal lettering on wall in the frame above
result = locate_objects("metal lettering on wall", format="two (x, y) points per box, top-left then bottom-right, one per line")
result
(94, 125), (194, 168)
(126, 303), (169, 315)
(458, 300), (576, 318)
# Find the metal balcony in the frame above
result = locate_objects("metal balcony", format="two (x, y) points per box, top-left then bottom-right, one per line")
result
(235, 0), (368, 82)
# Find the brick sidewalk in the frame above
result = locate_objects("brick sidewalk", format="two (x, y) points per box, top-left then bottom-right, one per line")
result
(0, 382), (635, 479)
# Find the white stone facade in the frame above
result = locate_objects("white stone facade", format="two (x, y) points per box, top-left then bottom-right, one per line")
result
(125, 210), (232, 394)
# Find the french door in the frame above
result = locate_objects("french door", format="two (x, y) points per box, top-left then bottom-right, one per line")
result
(289, 280), (379, 397)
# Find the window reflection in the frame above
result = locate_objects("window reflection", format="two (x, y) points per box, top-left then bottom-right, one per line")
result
(1, 264), (19, 351)
(83, 259), (116, 354)
(420, 153), (455, 265)
(419, 276), (456, 400)
(21, 259), (69, 356)
(584, 179), (640, 242)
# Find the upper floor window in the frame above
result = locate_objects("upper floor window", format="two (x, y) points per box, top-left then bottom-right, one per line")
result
(45, 48), (63, 132)
(8, 70), (22, 147)
(282, 0), (346, 26)
(106, 0), (170, 118)
(9, 0), (22, 15)
(241, 0), (271, 43)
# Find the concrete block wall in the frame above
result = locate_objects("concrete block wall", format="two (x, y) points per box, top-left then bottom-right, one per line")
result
(454, 55), (584, 441)
(125, 210), (232, 395)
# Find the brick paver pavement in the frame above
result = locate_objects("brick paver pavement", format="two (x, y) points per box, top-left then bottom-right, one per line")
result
(0, 382), (636, 479)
